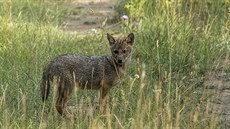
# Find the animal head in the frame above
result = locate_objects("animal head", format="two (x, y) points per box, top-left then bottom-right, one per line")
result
(107, 33), (134, 67)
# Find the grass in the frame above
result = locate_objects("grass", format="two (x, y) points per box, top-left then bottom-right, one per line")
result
(0, 0), (230, 128)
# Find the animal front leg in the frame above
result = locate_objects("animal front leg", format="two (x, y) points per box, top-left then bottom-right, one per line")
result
(99, 85), (110, 113)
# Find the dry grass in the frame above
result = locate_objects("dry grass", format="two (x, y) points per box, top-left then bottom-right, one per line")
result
(0, 0), (230, 128)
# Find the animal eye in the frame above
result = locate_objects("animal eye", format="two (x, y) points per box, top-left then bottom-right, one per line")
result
(123, 50), (126, 53)
(114, 50), (119, 54)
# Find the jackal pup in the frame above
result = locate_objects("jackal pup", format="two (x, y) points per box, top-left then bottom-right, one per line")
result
(41, 33), (134, 119)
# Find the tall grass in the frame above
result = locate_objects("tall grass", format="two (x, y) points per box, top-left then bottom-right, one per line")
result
(0, 0), (230, 128)
(0, 0), (73, 25)
(124, 0), (230, 128)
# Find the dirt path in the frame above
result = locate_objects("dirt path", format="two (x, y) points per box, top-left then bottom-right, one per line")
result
(62, 0), (120, 34)
(205, 69), (230, 127)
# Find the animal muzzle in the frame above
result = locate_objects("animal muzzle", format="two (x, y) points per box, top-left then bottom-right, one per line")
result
(118, 59), (122, 63)
(117, 59), (123, 66)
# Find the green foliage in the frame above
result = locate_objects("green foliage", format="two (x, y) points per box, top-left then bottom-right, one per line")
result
(0, 0), (73, 25)
(117, 0), (230, 128)
(0, 0), (230, 128)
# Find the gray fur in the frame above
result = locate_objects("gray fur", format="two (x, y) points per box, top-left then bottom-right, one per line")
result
(40, 33), (134, 119)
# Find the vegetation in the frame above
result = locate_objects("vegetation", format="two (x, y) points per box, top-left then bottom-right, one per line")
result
(0, 0), (229, 128)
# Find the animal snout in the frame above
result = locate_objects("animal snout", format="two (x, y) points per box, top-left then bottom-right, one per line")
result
(118, 59), (122, 64)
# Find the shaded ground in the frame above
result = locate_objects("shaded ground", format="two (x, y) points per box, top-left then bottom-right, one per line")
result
(62, 0), (120, 34)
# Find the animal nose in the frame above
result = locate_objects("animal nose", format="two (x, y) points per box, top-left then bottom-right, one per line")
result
(118, 59), (122, 64)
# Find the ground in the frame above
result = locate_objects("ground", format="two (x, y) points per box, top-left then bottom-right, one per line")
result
(62, 0), (120, 34)
(205, 66), (230, 127)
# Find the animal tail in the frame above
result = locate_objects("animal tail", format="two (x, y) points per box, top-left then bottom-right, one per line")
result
(41, 65), (51, 102)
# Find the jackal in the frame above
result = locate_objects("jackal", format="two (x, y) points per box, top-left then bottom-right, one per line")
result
(41, 33), (134, 119)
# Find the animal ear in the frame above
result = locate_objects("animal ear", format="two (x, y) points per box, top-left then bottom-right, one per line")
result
(126, 33), (134, 45)
(107, 33), (115, 46)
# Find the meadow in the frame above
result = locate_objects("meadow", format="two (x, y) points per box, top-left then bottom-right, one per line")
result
(0, 0), (230, 128)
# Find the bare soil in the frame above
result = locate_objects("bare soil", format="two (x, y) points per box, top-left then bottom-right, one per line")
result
(62, 0), (120, 34)
(205, 69), (230, 127)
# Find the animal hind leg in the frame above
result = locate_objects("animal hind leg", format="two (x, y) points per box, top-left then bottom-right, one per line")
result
(55, 78), (73, 120)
